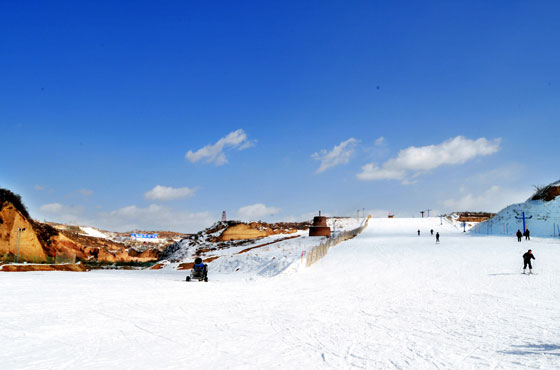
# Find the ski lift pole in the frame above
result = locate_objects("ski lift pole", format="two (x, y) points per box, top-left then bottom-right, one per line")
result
(16, 227), (26, 263)
(514, 211), (532, 233)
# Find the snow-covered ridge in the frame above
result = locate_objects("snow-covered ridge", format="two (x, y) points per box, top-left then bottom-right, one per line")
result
(80, 227), (109, 239)
(472, 181), (560, 237)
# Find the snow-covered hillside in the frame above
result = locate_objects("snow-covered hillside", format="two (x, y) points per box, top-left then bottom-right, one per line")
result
(4, 217), (559, 369)
(161, 217), (363, 275)
(80, 226), (109, 239)
(471, 194), (560, 238)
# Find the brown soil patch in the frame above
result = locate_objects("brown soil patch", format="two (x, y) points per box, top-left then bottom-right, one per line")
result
(531, 185), (560, 202)
(236, 235), (301, 255)
(455, 212), (495, 223)
(150, 263), (166, 270)
(1, 264), (88, 272)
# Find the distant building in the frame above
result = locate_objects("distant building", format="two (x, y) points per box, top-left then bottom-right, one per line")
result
(309, 211), (331, 237)
(130, 233), (159, 240)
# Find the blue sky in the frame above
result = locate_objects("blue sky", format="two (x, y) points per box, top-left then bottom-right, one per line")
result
(1, 1), (559, 232)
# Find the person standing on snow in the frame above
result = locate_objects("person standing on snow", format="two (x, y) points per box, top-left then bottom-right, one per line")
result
(436, 232), (440, 243)
(523, 249), (535, 274)
(524, 229), (531, 240)
(417, 229), (420, 236)
(516, 229), (523, 242)
(430, 229), (434, 236)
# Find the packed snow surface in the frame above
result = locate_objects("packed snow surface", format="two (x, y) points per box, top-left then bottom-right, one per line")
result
(3, 217), (560, 369)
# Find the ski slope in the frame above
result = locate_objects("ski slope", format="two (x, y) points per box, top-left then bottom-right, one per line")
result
(2, 217), (560, 369)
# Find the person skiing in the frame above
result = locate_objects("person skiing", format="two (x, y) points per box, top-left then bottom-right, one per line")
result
(522, 249), (535, 274)
(430, 229), (434, 236)
(435, 232), (440, 243)
(516, 229), (523, 242)
(524, 229), (531, 240)
(417, 229), (420, 236)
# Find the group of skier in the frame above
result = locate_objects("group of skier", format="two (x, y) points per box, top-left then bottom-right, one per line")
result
(416, 227), (536, 274)
(517, 228), (535, 274)
(516, 228), (531, 242)
(417, 229), (440, 243)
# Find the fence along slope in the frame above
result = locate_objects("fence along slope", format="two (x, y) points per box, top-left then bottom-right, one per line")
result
(306, 217), (369, 267)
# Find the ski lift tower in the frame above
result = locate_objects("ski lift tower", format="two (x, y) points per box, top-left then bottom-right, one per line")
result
(515, 211), (532, 233)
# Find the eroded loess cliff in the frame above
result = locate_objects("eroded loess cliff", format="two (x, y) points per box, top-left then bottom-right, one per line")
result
(0, 188), (162, 264)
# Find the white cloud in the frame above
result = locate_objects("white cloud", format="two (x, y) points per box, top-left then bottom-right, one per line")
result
(357, 163), (407, 181)
(39, 203), (81, 214)
(357, 136), (501, 182)
(39, 203), (64, 213)
(442, 186), (532, 213)
(36, 201), (213, 233)
(237, 203), (280, 220)
(185, 129), (255, 166)
(374, 136), (385, 146)
(79, 189), (93, 197)
(34, 185), (44, 191)
(312, 138), (357, 173)
(98, 204), (214, 233)
(38, 203), (84, 224)
(144, 185), (196, 201)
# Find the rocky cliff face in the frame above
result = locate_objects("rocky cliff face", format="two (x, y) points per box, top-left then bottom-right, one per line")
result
(531, 180), (560, 201)
(215, 221), (300, 241)
(0, 188), (163, 264)
(0, 202), (47, 261)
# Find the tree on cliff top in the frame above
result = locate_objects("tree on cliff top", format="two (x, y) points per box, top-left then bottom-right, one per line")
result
(531, 180), (560, 201)
(0, 188), (30, 219)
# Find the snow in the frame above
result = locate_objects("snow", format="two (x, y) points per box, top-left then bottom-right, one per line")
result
(80, 226), (109, 239)
(2, 217), (560, 369)
(472, 197), (560, 238)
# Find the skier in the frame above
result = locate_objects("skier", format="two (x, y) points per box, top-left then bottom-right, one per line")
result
(417, 229), (420, 236)
(524, 229), (531, 240)
(435, 232), (440, 243)
(522, 249), (535, 274)
(516, 229), (523, 242)
(430, 229), (434, 236)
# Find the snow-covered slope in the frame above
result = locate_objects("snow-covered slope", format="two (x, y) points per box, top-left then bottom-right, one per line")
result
(4, 218), (560, 369)
(367, 216), (460, 235)
(161, 218), (363, 275)
(471, 196), (560, 237)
